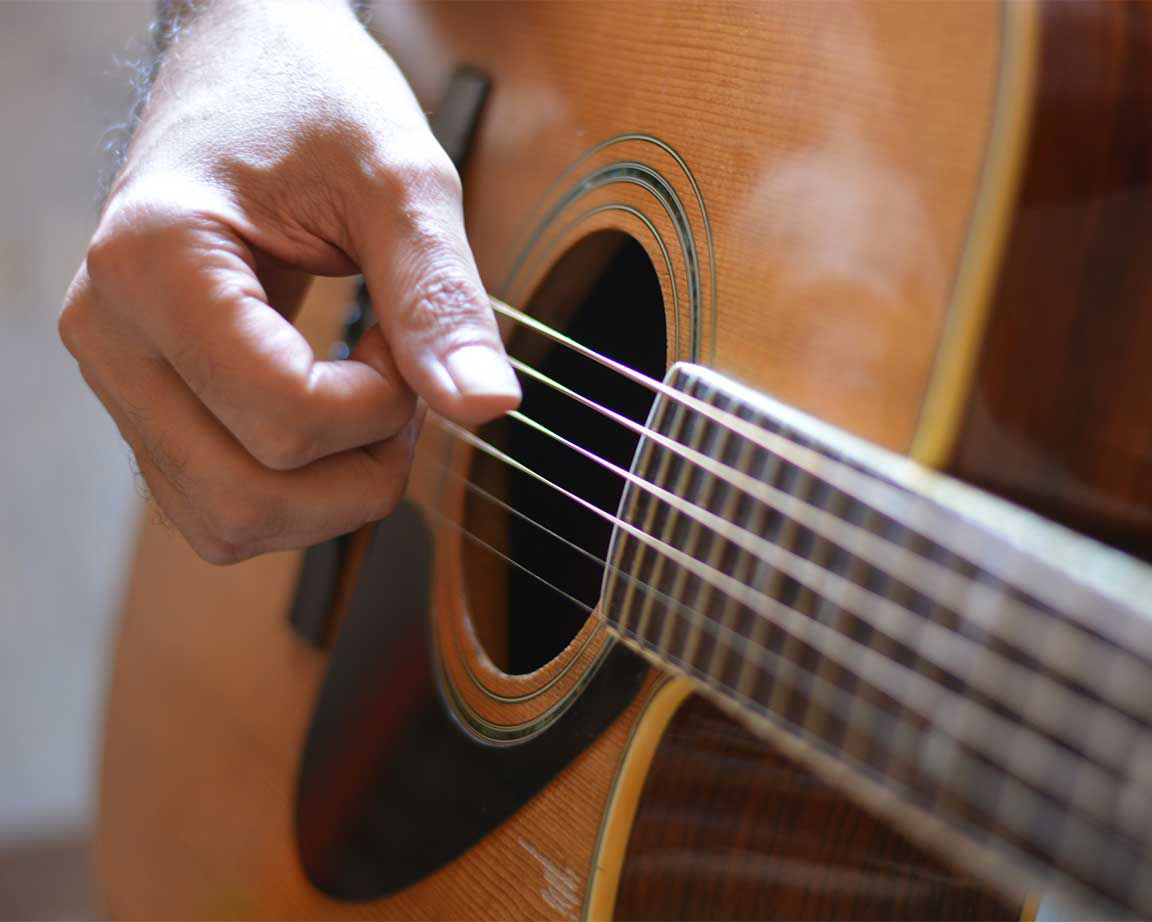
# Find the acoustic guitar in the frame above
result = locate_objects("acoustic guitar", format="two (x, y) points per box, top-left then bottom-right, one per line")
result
(99, 2), (1152, 919)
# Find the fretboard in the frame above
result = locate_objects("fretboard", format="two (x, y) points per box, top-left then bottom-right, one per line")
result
(601, 362), (1152, 919)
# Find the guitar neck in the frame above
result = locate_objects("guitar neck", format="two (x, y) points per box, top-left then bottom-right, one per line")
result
(602, 362), (1152, 919)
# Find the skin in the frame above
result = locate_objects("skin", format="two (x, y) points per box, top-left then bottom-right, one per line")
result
(59, 0), (521, 565)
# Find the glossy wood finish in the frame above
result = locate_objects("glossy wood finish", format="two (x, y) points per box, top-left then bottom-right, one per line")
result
(951, 1), (1152, 560)
(614, 694), (1015, 921)
(97, 2), (1150, 920)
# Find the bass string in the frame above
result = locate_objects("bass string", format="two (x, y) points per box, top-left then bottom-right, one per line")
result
(426, 466), (1139, 843)
(493, 296), (1152, 670)
(430, 440), (1145, 835)
(437, 410), (1145, 786)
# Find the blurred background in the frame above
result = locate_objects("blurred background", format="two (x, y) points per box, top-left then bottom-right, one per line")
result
(1, 3), (150, 917)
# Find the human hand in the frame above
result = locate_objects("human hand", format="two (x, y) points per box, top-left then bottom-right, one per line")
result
(59, 0), (520, 564)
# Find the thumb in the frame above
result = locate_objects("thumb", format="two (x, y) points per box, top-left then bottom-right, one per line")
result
(356, 176), (521, 426)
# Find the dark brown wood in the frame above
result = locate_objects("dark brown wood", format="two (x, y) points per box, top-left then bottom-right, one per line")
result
(615, 695), (1017, 921)
(952, 1), (1152, 561)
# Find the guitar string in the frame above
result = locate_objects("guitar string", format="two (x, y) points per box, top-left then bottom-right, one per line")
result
(491, 300), (1152, 731)
(498, 403), (1150, 764)
(427, 461), (1144, 852)
(431, 424), (1147, 830)
(437, 405), (1148, 781)
(506, 351), (1149, 719)
(491, 297), (1152, 666)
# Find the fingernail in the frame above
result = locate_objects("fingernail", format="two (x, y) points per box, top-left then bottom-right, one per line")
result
(444, 344), (522, 401)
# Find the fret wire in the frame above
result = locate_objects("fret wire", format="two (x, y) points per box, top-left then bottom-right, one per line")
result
(702, 417), (758, 685)
(649, 384), (708, 660)
(609, 392), (675, 640)
(509, 353), (1152, 725)
(625, 392), (690, 646)
(498, 314), (1152, 672)
(804, 486), (868, 757)
(659, 376), (721, 667)
(828, 497), (878, 770)
(733, 448), (785, 702)
(763, 465), (819, 727)
(495, 407), (1151, 776)
(672, 395), (728, 668)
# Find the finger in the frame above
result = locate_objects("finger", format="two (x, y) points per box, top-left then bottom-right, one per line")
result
(68, 312), (418, 563)
(86, 212), (415, 472)
(351, 151), (522, 426)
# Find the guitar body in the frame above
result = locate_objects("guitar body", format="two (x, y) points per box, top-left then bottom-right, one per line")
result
(99, 2), (1152, 919)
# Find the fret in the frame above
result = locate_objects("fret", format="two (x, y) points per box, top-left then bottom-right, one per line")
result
(675, 391), (738, 671)
(650, 379), (716, 664)
(767, 473), (833, 734)
(608, 390), (673, 638)
(732, 449), (784, 702)
(751, 457), (807, 711)
(803, 487), (871, 759)
(610, 391), (684, 644)
(838, 500), (907, 775)
(702, 422), (759, 686)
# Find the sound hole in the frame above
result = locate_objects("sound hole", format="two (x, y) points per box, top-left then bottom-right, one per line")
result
(463, 232), (667, 675)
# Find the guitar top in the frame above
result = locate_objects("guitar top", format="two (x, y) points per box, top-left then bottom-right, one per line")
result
(99, 2), (1152, 920)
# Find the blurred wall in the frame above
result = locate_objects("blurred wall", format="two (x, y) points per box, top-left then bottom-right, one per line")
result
(0, 2), (150, 915)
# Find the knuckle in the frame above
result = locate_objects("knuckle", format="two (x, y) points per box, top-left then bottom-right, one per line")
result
(247, 423), (317, 472)
(188, 535), (246, 567)
(382, 146), (462, 205)
(201, 492), (274, 556)
(416, 152), (463, 200)
(364, 451), (412, 521)
(84, 201), (176, 295)
(84, 214), (152, 294)
(57, 297), (88, 356)
(403, 266), (490, 343)
(83, 229), (131, 293)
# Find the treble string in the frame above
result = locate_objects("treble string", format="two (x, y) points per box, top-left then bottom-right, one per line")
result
(428, 454), (1148, 846)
